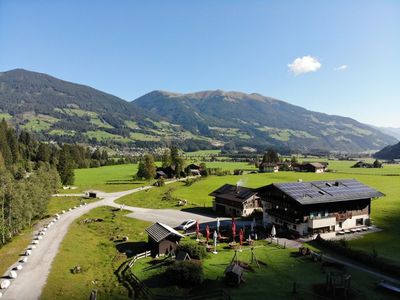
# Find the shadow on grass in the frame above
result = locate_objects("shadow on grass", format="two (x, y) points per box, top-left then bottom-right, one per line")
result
(115, 241), (149, 258)
(141, 272), (171, 289)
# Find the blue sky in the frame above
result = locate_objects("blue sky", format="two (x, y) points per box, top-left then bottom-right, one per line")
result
(0, 1), (399, 127)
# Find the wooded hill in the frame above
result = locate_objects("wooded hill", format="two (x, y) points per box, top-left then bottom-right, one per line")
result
(374, 142), (400, 159)
(0, 69), (396, 153)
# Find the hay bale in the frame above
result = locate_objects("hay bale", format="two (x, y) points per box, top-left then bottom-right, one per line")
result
(0, 291), (3, 298)
(9, 271), (17, 279)
(20, 257), (28, 263)
(0, 279), (11, 289)
(14, 265), (23, 271)
(25, 250), (32, 256)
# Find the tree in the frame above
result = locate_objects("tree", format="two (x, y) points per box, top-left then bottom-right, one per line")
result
(36, 143), (51, 162)
(136, 153), (156, 180)
(57, 146), (75, 185)
(373, 159), (382, 168)
(161, 149), (171, 168)
(290, 156), (298, 164)
(261, 149), (280, 164)
(170, 147), (186, 178)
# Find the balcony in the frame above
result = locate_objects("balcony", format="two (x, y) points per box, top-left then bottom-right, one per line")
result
(308, 216), (336, 229)
(335, 212), (352, 222)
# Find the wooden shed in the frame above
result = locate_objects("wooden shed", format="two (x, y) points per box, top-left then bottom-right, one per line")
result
(224, 263), (244, 287)
(146, 222), (184, 257)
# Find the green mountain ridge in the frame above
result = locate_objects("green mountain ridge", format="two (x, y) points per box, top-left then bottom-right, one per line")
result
(0, 69), (396, 152)
(133, 90), (396, 152)
(374, 142), (400, 159)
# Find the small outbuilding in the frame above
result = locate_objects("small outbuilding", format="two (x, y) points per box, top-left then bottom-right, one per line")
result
(224, 263), (244, 287)
(146, 222), (184, 257)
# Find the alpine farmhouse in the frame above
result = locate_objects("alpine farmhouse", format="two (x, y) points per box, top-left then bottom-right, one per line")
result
(210, 179), (383, 238)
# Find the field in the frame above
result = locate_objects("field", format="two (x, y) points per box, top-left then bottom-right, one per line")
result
(63, 164), (143, 193)
(41, 206), (151, 300)
(39, 205), (397, 300)
(63, 160), (400, 265)
(115, 160), (400, 266)
(133, 237), (396, 300)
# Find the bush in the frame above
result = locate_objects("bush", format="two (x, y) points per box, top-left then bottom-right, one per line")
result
(178, 241), (207, 259)
(165, 261), (204, 287)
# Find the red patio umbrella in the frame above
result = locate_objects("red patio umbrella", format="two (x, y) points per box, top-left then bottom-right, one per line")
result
(206, 225), (210, 243)
(231, 217), (236, 242)
(196, 220), (200, 239)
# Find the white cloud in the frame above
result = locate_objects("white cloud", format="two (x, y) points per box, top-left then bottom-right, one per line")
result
(288, 56), (322, 75)
(334, 64), (348, 71)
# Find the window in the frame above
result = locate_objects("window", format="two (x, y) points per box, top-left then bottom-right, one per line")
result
(339, 222), (342, 228)
(356, 218), (363, 226)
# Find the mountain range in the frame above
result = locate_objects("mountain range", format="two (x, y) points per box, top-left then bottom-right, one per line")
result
(0, 69), (397, 153)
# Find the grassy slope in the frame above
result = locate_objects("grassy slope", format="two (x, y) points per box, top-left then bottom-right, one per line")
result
(0, 196), (99, 276)
(0, 228), (34, 275)
(62, 164), (142, 193)
(133, 237), (396, 300)
(41, 206), (151, 300)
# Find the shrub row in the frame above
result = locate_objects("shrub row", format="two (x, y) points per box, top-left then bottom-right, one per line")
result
(315, 235), (400, 277)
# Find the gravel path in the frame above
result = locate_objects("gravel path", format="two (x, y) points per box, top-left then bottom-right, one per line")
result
(1, 178), (214, 300)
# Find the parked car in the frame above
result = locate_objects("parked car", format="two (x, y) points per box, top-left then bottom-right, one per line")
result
(176, 219), (196, 231)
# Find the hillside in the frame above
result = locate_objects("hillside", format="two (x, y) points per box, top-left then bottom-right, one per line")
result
(0, 69), (396, 152)
(0, 69), (211, 148)
(133, 90), (396, 152)
(374, 142), (400, 159)
(377, 127), (400, 140)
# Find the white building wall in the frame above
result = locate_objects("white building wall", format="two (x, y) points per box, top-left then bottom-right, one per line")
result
(335, 214), (369, 231)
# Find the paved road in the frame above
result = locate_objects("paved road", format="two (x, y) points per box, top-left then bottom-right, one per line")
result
(1, 178), (223, 300)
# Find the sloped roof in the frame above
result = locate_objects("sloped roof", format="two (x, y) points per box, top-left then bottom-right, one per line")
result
(146, 222), (184, 242)
(272, 179), (383, 205)
(209, 184), (258, 203)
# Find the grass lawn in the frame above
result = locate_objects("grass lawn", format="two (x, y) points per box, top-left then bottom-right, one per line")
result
(133, 237), (396, 300)
(0, 196), (101, 276)
(62, 164), (145, 193)
(115, 161), (400, 266)
(0, 228), (34, 275)
(41, 206), (151, 300)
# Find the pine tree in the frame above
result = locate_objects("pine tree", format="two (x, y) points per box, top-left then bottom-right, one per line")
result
(57, 146), (75, 185)
(137, 153), (156, 180)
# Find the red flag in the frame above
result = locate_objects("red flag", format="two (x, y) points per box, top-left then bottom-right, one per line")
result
(231, 217), (236, 241)
(196, 220), (200, 237)
(239, 228), (244, 246)
(206, 225), (210, 242)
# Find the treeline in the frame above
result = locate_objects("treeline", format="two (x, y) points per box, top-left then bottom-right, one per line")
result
(0, 120), (61, 246)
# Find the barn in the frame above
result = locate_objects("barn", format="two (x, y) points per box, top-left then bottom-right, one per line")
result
(146, 222), (184, 257)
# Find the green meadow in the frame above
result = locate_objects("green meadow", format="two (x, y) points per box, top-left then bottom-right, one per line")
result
(133, 238), (395, 300)
(41, 206), (151, 300)
(62, 160), (400, 265)
(115, 160), (400, 266)
(62, 163), (143, 193)
(40, 206), (397, 300)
